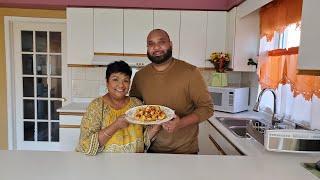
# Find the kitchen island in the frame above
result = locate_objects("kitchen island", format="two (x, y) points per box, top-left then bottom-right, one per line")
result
(44, 103), (320, 179)
(0, 149), (319, 180)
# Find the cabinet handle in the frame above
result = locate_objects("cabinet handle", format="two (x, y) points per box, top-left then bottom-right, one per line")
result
(208, 134), (226, 155)
(60, 125), (80, 128)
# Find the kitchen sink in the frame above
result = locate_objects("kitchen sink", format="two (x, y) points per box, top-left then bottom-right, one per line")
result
(216, 117), (268, 144)
(229, 126), (249, 138)
(216, 116), (309, 145)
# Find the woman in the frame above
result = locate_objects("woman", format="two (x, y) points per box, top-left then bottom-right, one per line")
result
(77, 61), (160, 155)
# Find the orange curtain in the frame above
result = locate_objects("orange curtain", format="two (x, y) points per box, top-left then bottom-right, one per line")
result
(260, 0), (303, 41)
(258, 47), (320, 100)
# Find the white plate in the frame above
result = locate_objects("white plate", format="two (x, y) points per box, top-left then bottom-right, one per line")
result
(125, 105), (175, 125)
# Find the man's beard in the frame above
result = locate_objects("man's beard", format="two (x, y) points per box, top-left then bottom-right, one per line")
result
(147, 47), (172, 64)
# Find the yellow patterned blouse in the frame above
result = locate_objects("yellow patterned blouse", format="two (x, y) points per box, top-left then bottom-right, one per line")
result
(76, 97), (144, 155)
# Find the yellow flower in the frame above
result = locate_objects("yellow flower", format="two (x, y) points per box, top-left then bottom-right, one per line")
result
(209, 52), (230, 63)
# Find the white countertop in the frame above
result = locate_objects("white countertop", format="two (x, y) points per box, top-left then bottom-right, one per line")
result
(0, 150), (318, 180)
(52, 104), (320, 179)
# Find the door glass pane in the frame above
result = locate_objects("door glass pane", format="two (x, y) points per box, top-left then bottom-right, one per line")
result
(50, 55), (61, 75)
(50, 32), (61, 53)
(36, 31), (47, 52)
(51, 122), (59, 142)
(21, 31), (33, 52)
(37, 78), (48, 97)
(22, 54), (33, 75)
(37, 100), (48, 119)
(51, 78), (61, 98)
(23, 100), (34, 119)
(36, 55), (47, 75)
(51, 101), (62, 120)
(24, 121), (35, 141)
(37, 122), (48, 141)
(23, 77), (34, 97)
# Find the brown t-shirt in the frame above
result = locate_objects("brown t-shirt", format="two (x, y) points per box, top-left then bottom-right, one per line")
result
(130, 58), (214, 154)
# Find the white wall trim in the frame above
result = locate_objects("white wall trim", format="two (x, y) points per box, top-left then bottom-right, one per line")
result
(10, 16), (66, 23)
(4, 16), (14, 150)
(4, 16), (66, 150)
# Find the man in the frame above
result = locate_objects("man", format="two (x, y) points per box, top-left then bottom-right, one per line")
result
(130, 29), (214, 154)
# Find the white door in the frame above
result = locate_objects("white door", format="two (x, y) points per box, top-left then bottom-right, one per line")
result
(13, 22), (67, 150)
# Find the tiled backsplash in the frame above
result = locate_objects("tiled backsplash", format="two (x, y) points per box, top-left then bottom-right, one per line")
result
(71, 67), (106, 98)
(71, 67), (260, 107)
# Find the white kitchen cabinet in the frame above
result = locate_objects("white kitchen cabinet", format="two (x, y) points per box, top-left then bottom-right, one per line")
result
(205, 11), (227, 67)
(94, 8), (123, 54)
(298, 0), (320, 72)
(153, 10), (181, 58)
(67, 8), (93, 64)
(198, 121), (221, 155)
(226, 7), (259, 72)
(179, 11), (207, 67)
(123, 9), (153, 54)
(199, 120), (244, 155)
(59, 115), (82, 151)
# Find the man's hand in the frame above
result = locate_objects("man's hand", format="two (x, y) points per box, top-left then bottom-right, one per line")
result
(162, 115), (181, 133)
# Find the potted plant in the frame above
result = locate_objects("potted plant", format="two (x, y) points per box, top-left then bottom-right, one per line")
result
(207, 52), (231, 87)
(208, 52), (231, 73)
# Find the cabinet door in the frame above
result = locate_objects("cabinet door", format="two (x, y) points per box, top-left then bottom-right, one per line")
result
(67, 8), (93, 64)
(232, 10), (259, 72)
(59, 115), (82, 151)
(154, 10), (180, 58)
(205, 121), (243, 155)
(298, 0), (320, 71)
(94, 8), (123, 54)
(123, 9), (153, 54)
(179, 11), (207, 67)
(198, 121), (222, 155)
(206, 11), (227, 67)
(226, 7), (236, 69)
(60, 127), (80, 151)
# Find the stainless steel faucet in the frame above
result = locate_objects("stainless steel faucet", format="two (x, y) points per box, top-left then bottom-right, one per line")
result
(253, 88), (278, 127)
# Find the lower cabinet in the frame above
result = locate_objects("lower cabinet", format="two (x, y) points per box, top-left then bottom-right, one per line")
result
(198, 120), (245, 155)
(59, 114), (83, 151)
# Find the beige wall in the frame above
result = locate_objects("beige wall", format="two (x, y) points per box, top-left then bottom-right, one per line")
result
(0, 8), (66, 149)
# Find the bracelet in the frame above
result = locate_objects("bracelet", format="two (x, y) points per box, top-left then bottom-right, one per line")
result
(102, 130), (112, 138)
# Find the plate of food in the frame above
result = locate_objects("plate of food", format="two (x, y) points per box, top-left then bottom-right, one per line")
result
(125, 105), (175, 125)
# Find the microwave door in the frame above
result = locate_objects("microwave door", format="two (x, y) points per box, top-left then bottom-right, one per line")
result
(212, 92), (223, 107)
(211, 90), (233, 112)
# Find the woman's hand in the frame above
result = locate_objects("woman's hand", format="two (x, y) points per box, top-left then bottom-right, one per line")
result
(114, 115), (129, 130)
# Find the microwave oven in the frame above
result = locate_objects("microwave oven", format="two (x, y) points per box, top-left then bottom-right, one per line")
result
(208, 86), (249, 113)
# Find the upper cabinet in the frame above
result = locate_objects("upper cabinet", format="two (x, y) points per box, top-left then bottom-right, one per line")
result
(205, 11), (227, 67)
(180, 11), (207, 67)
(94, 8), (123, 54)
(67, 8), (93, 65)
(226, 7), (259, 72)
(66, 7), (259, 69)
(298, 0), (320, 72)
(123, 9), (153, 54)
(153, 10), (180, 58)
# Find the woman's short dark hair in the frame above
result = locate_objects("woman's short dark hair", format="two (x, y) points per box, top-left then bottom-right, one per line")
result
(105, 61), (132, 81)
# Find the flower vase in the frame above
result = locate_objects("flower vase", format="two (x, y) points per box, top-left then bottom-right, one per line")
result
(211, 72), (228, 87)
